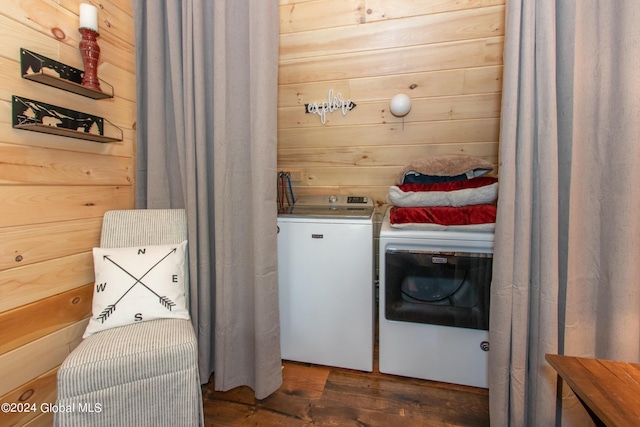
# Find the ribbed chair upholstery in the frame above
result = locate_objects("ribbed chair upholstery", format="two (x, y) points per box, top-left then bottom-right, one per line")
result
(55, 209), (203, 427)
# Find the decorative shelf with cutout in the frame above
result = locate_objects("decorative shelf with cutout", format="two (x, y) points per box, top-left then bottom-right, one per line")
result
(12, 95), (123, 143)
(20, 48), (114, 100)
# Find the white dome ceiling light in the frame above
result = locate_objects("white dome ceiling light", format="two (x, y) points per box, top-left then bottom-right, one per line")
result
(390, 94), (411, 130)
(390, 93), (411, 117)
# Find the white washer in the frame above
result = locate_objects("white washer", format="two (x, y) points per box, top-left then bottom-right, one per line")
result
(378, 208), (494, 388)
(277, 195), (374, 371)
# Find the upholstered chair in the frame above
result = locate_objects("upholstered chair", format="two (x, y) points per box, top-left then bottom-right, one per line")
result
(54, 209), (203, 426)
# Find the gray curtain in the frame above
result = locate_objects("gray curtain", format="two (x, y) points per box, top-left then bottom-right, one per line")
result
(491, 0), (640, 425)
(133, 0), (282, 399)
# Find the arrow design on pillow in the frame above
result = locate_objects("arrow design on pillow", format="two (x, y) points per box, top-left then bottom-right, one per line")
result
(159, 296), (177, 310)
(97, 304), (116, 323)
(96, 247), (178, 324)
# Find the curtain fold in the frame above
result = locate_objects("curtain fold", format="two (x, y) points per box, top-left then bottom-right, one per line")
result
(133, 0), (282, 399)
(212, 0), (282, 398)
(491, 0), (640, 425)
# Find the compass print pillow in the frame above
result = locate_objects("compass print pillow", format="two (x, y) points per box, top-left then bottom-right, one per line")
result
(83, 240), (190, 339)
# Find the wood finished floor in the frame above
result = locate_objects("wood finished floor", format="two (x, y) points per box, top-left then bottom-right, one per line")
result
(201, 347), (490, 426)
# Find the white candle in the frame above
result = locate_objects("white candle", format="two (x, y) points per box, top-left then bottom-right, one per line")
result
(79, 3), (98, 32)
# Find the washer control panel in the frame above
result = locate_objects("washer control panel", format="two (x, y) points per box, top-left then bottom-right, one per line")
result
(347, 196), (368, 204)
(294, 195), (372, 208)
(280, 194), (374, 218)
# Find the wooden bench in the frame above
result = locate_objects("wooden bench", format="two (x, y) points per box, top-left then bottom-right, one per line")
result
(546, 354), (640, 427)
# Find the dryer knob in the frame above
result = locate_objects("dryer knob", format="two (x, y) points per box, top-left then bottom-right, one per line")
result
(328, 195), (338, 204)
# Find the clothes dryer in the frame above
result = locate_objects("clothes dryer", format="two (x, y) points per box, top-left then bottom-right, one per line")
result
(378, 207), (494, 388)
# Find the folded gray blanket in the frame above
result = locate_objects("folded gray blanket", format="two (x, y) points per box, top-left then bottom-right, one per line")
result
(388, 182), (498, 207)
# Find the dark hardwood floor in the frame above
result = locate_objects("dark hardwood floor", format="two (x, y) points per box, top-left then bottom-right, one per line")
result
(202, 346), (490, 426)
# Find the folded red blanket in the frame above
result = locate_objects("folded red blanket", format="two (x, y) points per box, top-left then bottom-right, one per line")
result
(397, 176), (498, 193)
(390, 205), (497, 226)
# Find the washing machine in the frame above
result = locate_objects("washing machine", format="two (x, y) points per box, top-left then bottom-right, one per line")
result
(277, 195), (375, 371)
(378, 207), (494, 388)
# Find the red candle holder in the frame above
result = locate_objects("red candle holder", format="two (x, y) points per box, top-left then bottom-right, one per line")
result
(79, 28), (101, 91)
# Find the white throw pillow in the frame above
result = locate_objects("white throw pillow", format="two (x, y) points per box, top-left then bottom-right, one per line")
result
(83, 240), (190, 338)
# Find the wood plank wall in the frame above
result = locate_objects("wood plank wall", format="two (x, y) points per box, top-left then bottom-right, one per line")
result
(0, 1), (136, 425)
(277, 0), (504, 203)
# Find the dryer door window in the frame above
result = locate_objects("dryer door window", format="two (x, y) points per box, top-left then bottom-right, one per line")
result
(385, 249), (492, 330)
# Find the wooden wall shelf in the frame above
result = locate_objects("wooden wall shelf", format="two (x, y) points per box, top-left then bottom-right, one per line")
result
(20, 48), (114, 99)
(13, 123), (122, 143)
(12, 95), (123, 143)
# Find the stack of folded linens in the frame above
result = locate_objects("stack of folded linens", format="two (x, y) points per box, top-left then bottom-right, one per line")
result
(387, 155), (498, 231)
